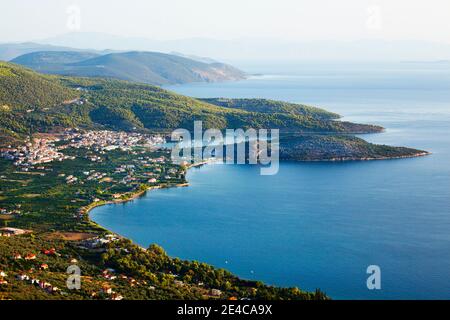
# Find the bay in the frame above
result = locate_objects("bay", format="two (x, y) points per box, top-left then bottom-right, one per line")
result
(91, 62), (450, 299)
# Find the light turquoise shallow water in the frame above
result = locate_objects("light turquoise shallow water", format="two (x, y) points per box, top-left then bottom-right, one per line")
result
(91, 62), (450, 299)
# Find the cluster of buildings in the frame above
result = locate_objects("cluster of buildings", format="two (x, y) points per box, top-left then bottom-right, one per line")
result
(0, 227), (30, 237)
(63, 97), (87, 105)
(1, 269), (59, 295)
(61, 170), (110, 185)
(83, 171), (108, 182)
(78, 234), (120, 250)
(115, 162), (155, 185)
(16, 273), (61, 294)
(0, 208), (21, 216)
(97, 284), (123, 300)
(2, 252), (57, 292)
(86, 155), (103, 163)
(61, 130), (165, 152)
(8, 251), (77, 295)
(65, 175), (78, 184)
(10, 264), (126, 299)
(100, 268), (145, 288)
(0, 130), (165, 168)
(0, 138), (70, 167)
(115, 164), (136, 173)
(120, 174), (137, 185)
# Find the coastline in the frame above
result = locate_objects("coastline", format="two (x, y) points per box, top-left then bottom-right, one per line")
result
(83, 150), (430, 230)
(82, 182), (189, 220)
(66, 146), (432, 299)
(288, 151), (431, 162)
(83, 160), (210, 228)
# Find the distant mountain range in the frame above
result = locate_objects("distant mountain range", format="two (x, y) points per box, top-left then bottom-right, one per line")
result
(0, 42), (117, 61)
(10, 50), (246, 85)
(169, 51), (217, 64)
(0, 42), (246, 86)
(37, 32), (450, 62)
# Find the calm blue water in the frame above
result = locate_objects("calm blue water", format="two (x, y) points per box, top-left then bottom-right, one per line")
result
(91, 62), (450, 299)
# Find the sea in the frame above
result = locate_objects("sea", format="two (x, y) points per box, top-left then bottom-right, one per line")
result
(91, 61), (450, 299)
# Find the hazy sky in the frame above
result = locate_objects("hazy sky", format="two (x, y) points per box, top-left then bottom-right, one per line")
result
(1, 0), (450, 43)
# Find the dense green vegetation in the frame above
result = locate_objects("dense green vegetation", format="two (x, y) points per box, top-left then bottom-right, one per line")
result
(201, 98), (340, 120)
(0, 233), (326, 300)
(0, 62), (81, 139)
(0, 146), (184, 232)
(0, 62), (383, 146)
(279, 135), (428, 161)
(0, 142), (326, 300)
(0, 62), (76, 110)
(11, 51), (247, 86)
(67, 77), (383, 133)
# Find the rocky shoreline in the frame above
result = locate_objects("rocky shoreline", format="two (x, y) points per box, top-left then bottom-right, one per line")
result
(289, 151), (431, 162)
(81, 182), (190, 223)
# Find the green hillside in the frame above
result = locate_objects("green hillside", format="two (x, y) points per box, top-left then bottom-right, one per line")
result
(2, 61), (423, 163)
(0, 62), (85, 139)
(61, 76), (382, 133)
(201, 98), (340, 120)
(0, 62), (76, 110)
(0, 62), (383, 143)
(11, 51), (247, 86)
(279, 135), (428, 161)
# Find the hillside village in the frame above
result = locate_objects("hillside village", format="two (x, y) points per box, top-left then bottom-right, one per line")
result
(0, 230), (244, 300)
(0, 129), (186, 225)
(0, 133), (243, 300)
(0, 129), (165, 168)
(0, 124), (324, 300)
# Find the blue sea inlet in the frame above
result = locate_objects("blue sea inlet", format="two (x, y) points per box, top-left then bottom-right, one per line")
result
(92, 62), (450, 299)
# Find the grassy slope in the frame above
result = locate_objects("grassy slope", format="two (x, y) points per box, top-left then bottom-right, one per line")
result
(0, 62), (76, 110)
(0, 62), (82, 140)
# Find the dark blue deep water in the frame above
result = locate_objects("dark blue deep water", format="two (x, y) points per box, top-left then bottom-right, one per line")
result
(91, 62), (450, 299)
